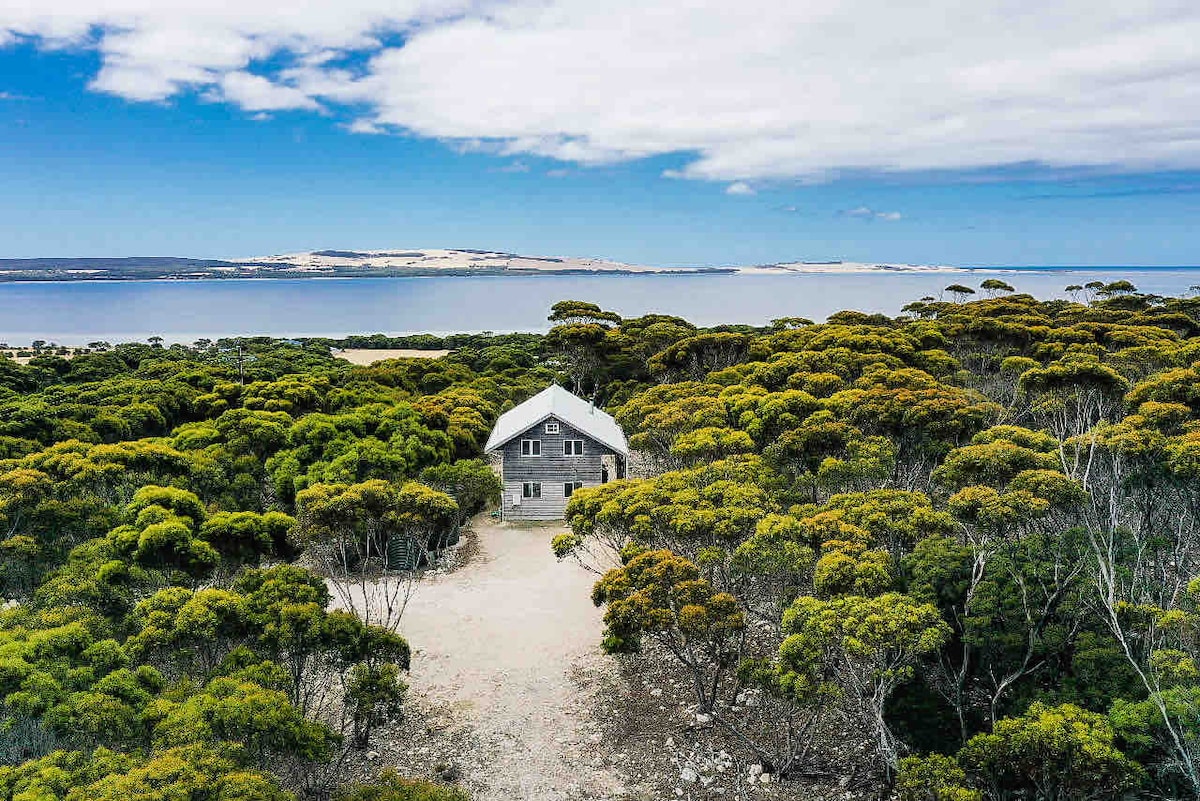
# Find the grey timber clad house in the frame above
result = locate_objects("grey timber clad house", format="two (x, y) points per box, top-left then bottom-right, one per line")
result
(484, 385), (629, 521)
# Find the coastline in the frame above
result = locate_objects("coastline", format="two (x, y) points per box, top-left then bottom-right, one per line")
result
(1, 263), (1189, 284)
(0, 267), (742, 283)
(0, 247), (1091, 283)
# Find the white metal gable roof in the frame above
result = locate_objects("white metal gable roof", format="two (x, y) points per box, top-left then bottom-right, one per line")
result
(484, 384), (630, 456)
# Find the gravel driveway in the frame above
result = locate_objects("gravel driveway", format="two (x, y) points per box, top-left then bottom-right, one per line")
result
(394, 519), (628, 800)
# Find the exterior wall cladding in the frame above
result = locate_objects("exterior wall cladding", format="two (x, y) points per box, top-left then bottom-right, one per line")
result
(499, 415), (617, 520)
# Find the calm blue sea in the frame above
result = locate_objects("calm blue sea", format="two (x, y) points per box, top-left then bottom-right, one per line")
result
(6, 268), (1200, 344)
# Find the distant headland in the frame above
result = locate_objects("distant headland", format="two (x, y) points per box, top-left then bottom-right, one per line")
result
(0, 248), (966, 282)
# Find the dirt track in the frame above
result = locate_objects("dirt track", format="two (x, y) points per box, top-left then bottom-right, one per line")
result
(395, 520), (627, 800)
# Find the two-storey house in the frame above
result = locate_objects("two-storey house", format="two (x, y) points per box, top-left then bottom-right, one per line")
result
(484, 385), (629, 520)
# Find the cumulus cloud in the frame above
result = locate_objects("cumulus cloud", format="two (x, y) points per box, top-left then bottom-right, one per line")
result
(219, 72), (321, 112)
(725, 181), (756, 196)
(5, 1), (1200, 182)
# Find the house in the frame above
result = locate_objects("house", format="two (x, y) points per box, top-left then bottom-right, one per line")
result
(484, 384), (629, 520)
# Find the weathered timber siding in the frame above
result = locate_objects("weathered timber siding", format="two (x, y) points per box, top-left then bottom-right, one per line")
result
(498, 415), (616, 520)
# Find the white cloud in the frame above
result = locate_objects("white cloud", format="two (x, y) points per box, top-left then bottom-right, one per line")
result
(6, 1), (1200, 182)
(220, 72), (320, 111)
(725, 181), (756, 196)
(841, 206), (902, 221)
(344, 118), (386, 134)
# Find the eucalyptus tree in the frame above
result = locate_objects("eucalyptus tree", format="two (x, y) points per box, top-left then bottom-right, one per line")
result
(979, 279), (1015, 298)
(294, 479), (457, 631)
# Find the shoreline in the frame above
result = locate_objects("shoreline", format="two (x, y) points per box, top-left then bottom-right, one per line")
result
(0, 330), (538, 349)
(0, 263), (1193, 285)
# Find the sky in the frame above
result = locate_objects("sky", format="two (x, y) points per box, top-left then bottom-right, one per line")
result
(2, 1), (1200, 267)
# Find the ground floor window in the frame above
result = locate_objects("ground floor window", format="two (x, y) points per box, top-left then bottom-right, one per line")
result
(563, 481), (583, 497)
(522, 482), (541, 498)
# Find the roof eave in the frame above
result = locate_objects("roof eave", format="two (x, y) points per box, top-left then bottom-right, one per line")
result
(485, 410), (629, 457)
(484, 410), (556, 453)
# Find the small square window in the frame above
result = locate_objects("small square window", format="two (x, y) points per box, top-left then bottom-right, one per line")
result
(521, 439), (541, 456)
(523, 482), (541, 498)
(564, 481), (583, 497)
(564, 440), (584, 456)
(544, 421), (560, 434)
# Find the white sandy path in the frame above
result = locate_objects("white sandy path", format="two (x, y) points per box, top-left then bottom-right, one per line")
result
(365, 520), (626, 800)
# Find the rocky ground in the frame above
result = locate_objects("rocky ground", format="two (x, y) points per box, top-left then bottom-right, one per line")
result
(340, 518), (875, 801)
(589, 642), (881, 801)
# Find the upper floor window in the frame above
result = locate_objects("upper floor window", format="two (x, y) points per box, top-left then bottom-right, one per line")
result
(544, 421), (560, 434)
(564, 440), (584, 456)
(521, 439), (541, 456)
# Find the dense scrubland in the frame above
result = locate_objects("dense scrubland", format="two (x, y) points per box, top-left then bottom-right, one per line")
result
(4, 282), (1200, 800)
(0, 329), (542, 801)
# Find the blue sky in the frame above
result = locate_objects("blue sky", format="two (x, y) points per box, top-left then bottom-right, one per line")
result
(3, 2), (1200, 267)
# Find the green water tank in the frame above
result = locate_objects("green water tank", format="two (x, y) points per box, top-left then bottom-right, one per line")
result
(385, 536), (424, 571)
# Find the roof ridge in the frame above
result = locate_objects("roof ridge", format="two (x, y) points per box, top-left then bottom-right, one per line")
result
(483, 383), (629, 455)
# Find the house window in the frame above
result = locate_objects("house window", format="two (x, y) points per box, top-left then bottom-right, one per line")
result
(523, 482), (541, 498)
(521, 439), (541, 456)
(563, 481), (583, 497)
(544, 421), (560, 434)
(563, 440), (584, 456)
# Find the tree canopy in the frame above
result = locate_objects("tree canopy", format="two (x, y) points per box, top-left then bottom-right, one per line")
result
(11, 285), (1200, 798)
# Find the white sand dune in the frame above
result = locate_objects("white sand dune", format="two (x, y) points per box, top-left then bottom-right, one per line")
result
(239, 248), (666, 274)
(234, 248), (960, 276)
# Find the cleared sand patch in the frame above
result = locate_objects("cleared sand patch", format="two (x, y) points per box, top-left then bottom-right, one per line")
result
(333, 348), (451, 365)
(338, 519), (627, 800)
(2, 349), (85, 365)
